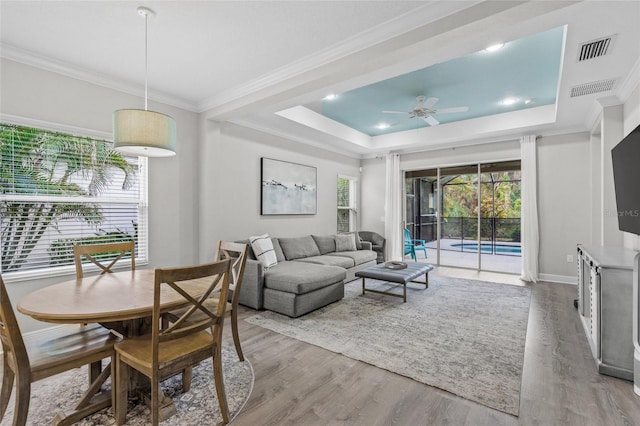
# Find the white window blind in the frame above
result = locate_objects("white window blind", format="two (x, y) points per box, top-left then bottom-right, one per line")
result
(0, 123), (148, 275)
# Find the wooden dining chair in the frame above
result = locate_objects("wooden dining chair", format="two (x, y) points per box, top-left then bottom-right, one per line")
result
(216, 241), (249, 361)
(114, 259), (232, 425)
(168, 241), (249, 362)
(73, 241), (135, 279)
(0, 274), (119, 426)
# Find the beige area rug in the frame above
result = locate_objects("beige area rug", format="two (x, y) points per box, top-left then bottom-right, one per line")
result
(246, 276), (531, 416)
(1, 345), (253, 426)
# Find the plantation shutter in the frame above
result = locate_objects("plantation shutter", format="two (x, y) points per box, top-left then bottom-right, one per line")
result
(0, 123), (148, 274)
(337, 175), (357, 233)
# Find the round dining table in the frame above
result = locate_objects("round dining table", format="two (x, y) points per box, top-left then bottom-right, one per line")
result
(17, 268), (214, 422)
(18, 269), (210, 327)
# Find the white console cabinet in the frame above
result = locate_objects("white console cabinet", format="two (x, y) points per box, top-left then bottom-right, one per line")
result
(577, 245), (637, 380)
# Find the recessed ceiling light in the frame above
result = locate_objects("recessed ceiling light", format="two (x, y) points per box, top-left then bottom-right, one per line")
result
(501, 97), (518, 106)
(376, 123), (390, 130)
(524, 98), (535, 105)
(323, 94), (338, 101)
(485, 43), (505, 52)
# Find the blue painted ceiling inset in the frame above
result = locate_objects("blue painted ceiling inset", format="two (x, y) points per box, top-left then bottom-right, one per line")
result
(319, 26), (565, 136)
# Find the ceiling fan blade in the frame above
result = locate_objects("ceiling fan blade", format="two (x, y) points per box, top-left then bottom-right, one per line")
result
(423, 115), (440, 126)
(382, 110), (408, 114)
(435, 106), (469, 114)
(423, 97), (439, 108)
(390, 117), (412, 127)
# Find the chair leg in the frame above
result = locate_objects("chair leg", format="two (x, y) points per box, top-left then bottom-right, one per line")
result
(151, 374), (160, 426)
(90, 360), (102, 387)
(182, 367), (193, 392)
(212, 344), (229, 424)
(0, 357), (14, 421)
(110, 357), (117, 422)
(115, 355), (129, 426)
(13, 369), (30, 426)
(231, 309), (244, 362)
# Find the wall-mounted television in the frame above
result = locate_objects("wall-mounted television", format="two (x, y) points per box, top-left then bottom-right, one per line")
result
(612, 123), (640, 235)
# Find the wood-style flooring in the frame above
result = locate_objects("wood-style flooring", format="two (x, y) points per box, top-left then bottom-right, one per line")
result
(230, 269), (640, 426)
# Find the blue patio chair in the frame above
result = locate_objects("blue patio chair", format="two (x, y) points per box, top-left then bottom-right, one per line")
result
(404, 228), (428, 260)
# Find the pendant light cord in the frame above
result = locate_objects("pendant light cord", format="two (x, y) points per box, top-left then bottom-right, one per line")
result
(144, 11), (148, 111)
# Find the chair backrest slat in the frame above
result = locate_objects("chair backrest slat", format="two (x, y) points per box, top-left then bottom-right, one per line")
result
(215, 241), (248, 303)
(151, 260), (232, 363)
(74, 241), (135, 279)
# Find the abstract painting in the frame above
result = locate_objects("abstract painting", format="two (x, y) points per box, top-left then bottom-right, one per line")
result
(261, 158), (317, 215)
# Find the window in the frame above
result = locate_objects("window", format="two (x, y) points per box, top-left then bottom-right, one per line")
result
(0, 123), (147, 277)
(337, 175), (357, 233)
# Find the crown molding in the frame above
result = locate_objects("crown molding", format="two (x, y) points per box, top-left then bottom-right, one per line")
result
(617, 56), (640, 104)
(585, 57), (640, 130)
(1, 44), (199, 112)
(197, 1), (482, 112)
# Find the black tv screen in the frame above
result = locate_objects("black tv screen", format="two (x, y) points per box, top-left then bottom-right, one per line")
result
(612, 123), (640, 235)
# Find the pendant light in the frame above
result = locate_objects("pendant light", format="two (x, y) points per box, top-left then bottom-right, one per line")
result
(113, 6), (176, 157)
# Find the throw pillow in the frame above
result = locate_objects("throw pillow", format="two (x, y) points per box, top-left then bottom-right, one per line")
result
(311, 235), (336, 254)
(335, 233), (357, 252)
(345, 231), (363, 250)
(278, 235), (321, 260)
(272, 238), (286, 262)
(249, 234), (278, 269)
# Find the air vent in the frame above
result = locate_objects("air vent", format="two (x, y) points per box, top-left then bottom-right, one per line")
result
(578, 35), (616, 61)
(570, 79), (617, 97)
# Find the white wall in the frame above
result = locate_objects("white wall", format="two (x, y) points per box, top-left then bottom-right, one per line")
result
(197, 121), (361, 262)
(1, 59), (200, 332)
(537, 132), (592, 279)
(360, 157), (387, 236)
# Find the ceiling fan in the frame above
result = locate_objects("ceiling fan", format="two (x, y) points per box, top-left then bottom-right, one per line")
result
(382, 95), (469, 126)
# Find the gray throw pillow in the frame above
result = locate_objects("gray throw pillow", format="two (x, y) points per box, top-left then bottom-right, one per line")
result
(311, 235), (336, 254)
(335, 234), (357, 252)
(279, 235), (321, 260)
(342, 231), (363, 250)
(271, 238), (286, 262)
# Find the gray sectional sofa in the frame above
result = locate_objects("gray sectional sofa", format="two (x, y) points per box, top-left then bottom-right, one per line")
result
(238, 234), (377, 317)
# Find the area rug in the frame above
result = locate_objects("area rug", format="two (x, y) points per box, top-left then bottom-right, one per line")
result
(246, 276), (530, 416)
(1, 345), (253, 426)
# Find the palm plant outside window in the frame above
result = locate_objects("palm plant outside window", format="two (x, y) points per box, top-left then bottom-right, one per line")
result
(337, 176), (357, 233)
(0, 123), (147, 275)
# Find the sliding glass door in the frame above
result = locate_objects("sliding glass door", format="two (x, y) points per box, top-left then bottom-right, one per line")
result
(405, 160), (521, 274)
(439, 165), (479, 269)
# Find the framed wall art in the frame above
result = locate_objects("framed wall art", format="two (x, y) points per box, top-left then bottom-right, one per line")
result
(261, 158), (317, 215)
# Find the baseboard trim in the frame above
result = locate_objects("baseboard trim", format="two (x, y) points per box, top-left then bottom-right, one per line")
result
(539, 273), (576, 285)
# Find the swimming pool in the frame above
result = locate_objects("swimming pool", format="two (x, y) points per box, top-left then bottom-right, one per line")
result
(450, 242), (522, 255)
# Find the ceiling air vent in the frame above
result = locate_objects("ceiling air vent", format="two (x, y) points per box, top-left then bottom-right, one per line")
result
(570, 79), (617, 97)
(578, 35), (616, 61)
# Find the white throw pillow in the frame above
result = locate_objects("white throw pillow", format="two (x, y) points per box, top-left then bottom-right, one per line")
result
(249, 234), (278, 269)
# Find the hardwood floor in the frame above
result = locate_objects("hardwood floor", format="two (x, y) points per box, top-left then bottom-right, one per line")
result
(231, 272), (640, 426)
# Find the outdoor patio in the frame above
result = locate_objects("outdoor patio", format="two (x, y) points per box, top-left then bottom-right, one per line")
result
(407, 239), (522, 275)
